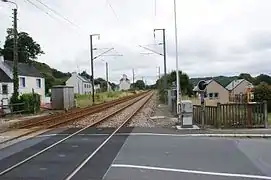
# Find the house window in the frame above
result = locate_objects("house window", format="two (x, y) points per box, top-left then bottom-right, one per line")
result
(2, 84), (8, 94)
(36, 79), (41, 88)
(84, 84), (86, 88)
(19, 77), (26, 87)
(214, 93), (219, 98)
(209, 93), (213, 99)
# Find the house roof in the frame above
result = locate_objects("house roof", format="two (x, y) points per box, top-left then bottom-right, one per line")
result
(4, 60), (43, 78)
(120, 78), (130, 82)
(225, 79), (244, 91)
(193, 79), (227, 91)
(77, 74), (91, 83)
(0, 69), (12, 82)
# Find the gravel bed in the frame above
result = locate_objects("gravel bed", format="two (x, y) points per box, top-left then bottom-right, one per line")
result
(127, 92), (178, 128)
(127, 92), (157, 127)
(96, 95), (149, 128)
(65, 96), (143, 128)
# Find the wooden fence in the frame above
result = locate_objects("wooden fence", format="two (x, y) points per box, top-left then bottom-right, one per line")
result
(193, 101), (268, 128)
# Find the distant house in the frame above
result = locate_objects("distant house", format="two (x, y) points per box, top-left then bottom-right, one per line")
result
(119, 74), (130, 90)
(226, 79), (254, 102)
(193, 79), (229, 103)
(0, 56), (45, 103)
(66, 72), (92, 94)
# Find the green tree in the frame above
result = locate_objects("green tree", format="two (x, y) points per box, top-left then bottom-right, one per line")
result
(2, 29), (44, 63)
(254, 82), (271, 112)
(255, 74), (271, 85)
(94, 78), (107, 92)
(79, 71), (91, 80)
(156, 70), (193, 102)
(238, 73), (255, 84)
(133, 80), (145, 90)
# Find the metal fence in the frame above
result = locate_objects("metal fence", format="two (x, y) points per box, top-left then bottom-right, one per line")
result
(193, 101), (268, 128)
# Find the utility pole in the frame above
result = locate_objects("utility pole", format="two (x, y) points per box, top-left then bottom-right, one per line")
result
(90, 34), (100, 104)
(2, 0), (19, 102)
(173, 0), (181, 114)
(158, 66), (161, 79)
(106, 62), (109, 92)
(12, 7), (19, 101)
(154, 28), (167, 102)
(90, 35), (94, 104)
(132, 68), (135, 85)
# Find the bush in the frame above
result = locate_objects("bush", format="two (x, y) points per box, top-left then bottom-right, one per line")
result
(20, 93), (41, 113)
(107, 92), (118, 98)
(254, 82), (271, 112)
(95, 94), (101, 101)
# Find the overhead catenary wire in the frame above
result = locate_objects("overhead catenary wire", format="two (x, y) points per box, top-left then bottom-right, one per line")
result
(33, 0), (81, 29)
(106, 0), (119, 20)
(24, 0), (87, 36)
(24, 0), (58, 21)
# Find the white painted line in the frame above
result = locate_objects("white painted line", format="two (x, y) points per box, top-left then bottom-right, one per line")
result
(0, 123), (109, 176)
(65, 118), (134, 179)
(37, 133), (271, 138)
(111, 164), (271, 179)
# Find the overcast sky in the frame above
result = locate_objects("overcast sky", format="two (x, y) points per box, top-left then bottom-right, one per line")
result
(0, 0), (271, 84)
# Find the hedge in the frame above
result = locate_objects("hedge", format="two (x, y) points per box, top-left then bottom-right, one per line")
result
(20, 93), (40, 113)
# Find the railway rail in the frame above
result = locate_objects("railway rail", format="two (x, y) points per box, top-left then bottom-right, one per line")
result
(8, 91), (145, 130)
(0, 91), (153, 178)
(0, 91), (149, 145)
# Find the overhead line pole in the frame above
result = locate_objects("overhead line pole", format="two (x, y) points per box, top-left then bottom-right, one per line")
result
(106, 62), (109, 92)
(90, 34), (100, 104)
(154, 28), (167, 102)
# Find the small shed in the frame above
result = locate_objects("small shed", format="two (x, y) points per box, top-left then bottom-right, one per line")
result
(51, 85), (74, 110)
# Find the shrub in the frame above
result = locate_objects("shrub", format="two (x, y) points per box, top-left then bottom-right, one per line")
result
(20, 93), (41, 113)
(95, 94), (101, 101)
(254, 82), (271, 112)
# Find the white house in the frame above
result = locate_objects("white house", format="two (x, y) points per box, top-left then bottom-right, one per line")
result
(0, 56), (45, 103)
(66, 72), (92, 94)
(119, 74), (131, 90)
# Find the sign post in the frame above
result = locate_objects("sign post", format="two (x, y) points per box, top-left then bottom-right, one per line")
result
(197, 80), (208, 129)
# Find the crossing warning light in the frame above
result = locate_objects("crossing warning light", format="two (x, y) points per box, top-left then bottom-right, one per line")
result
(197, 80), (208, 91)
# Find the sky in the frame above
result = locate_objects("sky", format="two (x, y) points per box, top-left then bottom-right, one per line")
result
(0, 0), (271, 85)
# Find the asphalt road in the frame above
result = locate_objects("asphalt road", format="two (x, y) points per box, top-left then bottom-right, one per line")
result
(0, 127), (270, 180)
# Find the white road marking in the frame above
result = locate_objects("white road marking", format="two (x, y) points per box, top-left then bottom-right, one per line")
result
(37, 133), (271, 138)
(111, 164), (271, 179)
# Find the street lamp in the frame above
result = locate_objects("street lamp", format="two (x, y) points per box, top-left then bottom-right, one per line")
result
(1, 0), (19, 101)
(90, 34), (100, 104)
(1, 0), (18, 9)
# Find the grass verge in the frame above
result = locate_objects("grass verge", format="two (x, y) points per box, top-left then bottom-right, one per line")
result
(76, 91), (136, 108)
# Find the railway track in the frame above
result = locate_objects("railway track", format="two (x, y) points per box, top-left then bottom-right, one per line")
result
(8, 92), (145, 130)
(0, 91), (153, 178)
(0, 91), (149, 145)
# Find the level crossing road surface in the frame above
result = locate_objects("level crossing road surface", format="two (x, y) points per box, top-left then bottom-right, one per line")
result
(0, 127), (271, 180)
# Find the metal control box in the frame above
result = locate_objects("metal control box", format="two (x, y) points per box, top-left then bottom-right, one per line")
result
(180, 100), (193, 128)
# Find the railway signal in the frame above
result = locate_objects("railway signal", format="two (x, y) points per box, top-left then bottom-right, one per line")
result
(197, 80), (208, 92)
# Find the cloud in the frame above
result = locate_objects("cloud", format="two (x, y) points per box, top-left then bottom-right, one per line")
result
(1, 0), (271, 84)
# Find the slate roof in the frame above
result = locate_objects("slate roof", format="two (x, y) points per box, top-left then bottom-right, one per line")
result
(77, 74), (91, 83)
(120, 78), (130, 82)
(4, 60), (43, 78)
(193, 79), (226, 91)
(225, 79), (244, 91)
(0, 69), (12, 82)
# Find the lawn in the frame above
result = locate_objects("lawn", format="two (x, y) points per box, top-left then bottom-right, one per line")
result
(75, 91), (135, 108)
